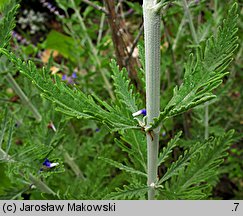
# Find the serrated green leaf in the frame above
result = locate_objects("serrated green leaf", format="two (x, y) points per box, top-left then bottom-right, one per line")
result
(0, 1), (19, 48)
(162, 130), (235, 199)
(150, 3), (239, 130)
(158, 139), (206, 185)
(119, 129), (147, 173)
(105, 184), (148, 200)
(99, 157), (147, 177)
(0, 187), (25, 200)
(110, 59), (139, 113)
(157, 131), (182, 167)
(0, 49), (140, 132)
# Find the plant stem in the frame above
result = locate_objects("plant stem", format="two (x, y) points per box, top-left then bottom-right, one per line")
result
(70, 0), (115, 100)
(0, 148), (56, 195)
(29, 174), (56, 195)
(104, 0), (140, 84)
(97, 12), (105, 45)
(125, 22), (144, 66)
(182, 0), (198, 44)
(64, 151), (85, 179)
(143, 0), (161, 200)
(0, 148), (14, 161)
(204, 102), (209, 139)
(5, 73), (42, 122)
(172, 14), (186, 51)
(182, 0), (211, 139)
(81, 0), (108, 14)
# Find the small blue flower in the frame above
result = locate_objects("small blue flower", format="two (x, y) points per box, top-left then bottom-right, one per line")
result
(62, 74), (67, 80)
(43, 158), (51, 167)
(42, 158), (59, 168)
(71, 72), (77, 79)
(132, 109), (146, 117)
(61, 72), (78, 84)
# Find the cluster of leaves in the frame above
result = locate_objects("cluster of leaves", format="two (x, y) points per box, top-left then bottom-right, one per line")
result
(149, 3), (239, 130)
(0, 1), (18, 48)
(0, 51), (141, 132)
(0, 0), (119, 199)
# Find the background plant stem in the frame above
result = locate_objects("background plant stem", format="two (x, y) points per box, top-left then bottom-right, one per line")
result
(172, 14), (186, 51)
(64, 151), (85, 179)
(204, 102), (209, 139)
(70, 0), (115, 100)
(104, 0), (140, 86)
(182, 0), (209, 139)
(29, 174), (56, 195)
(182, 0), (198, 44)
(97, 12), (105, 46)
(143, 0), (161, 200)
(0, 150), (55, 195)
(5, 73), (42, 122)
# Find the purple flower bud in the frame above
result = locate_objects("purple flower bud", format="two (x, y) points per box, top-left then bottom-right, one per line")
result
(12, 31), (17, 37)
(42, 158), (59, 168)
(71, 72), (77, 79)
(141, 109), (146, 115)
(62, 74), (67, 80)
(47, 3), (52, 9)
(67, 77), (74, 84)
(132, 109), (146, 117)
(43, 158), (52, 167)
(22, 38), (27, 44)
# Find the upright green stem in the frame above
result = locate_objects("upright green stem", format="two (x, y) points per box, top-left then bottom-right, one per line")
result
(143, 0), (161, 200)
(70, 0), (115, 100)
(97, 12), (105, 45)
(0, 148), (14, 161)
(64, 151), (85, 179)
(204, 102), (209, 139)
(5, 73), (42, 122)
(182, 0), (198, 44)
(29, 174), (56, 195)
(172, 14), (186, 51)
